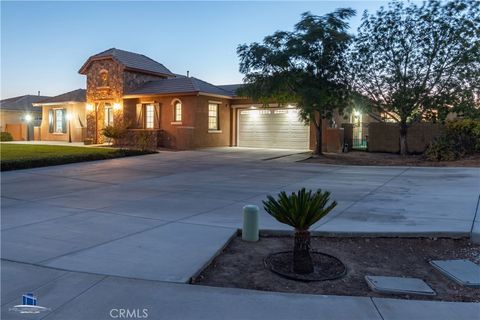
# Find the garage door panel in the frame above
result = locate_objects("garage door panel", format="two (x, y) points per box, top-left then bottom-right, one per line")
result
(238, 108), (309, 149)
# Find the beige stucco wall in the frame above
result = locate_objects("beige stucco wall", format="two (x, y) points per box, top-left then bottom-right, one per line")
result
(38, 103), (86, 142)
(1, 110), (41, 140)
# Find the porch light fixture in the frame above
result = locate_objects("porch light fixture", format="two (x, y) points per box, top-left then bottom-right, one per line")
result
(354, 110), (361, 117)
(24, 114), (33, 141)
(113, 103), (121, 110)
(86, 104), (94, 112)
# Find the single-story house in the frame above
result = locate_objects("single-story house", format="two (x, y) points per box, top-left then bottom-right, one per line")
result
(0, 94), (48, 140)
(33, 48), (365, 151)
(33, 89), (86, 142)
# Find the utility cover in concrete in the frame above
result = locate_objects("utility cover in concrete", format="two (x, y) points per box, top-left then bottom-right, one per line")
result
(430, 259), (480, 288)
(365, 276), (436, 296)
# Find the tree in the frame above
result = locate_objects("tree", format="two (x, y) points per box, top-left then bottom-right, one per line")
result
(351, 0), (480, 155)
(237, 9), (356, 154)
(263, 188), (337, 274)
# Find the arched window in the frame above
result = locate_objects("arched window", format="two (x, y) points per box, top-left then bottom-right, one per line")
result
(173, 100), (182, 122)
(99, 69), (109, 87)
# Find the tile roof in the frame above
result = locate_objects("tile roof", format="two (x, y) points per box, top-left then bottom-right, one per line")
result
(80, 48), (174, 76)
(216, 84), (244, 96)
(34, 89), (86, 105)
(0, 95), (50, 111)
(126, 77), (233, 97)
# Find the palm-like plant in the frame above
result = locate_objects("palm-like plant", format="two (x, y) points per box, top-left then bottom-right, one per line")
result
(263, 188), (337, 274)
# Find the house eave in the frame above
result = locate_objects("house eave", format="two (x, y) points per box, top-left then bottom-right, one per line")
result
(197, 92), (233, 99)
(123, 92), (200, 99)
(33, 101), (85, 107)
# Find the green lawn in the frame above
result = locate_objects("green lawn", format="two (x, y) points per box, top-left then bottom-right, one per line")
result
(0, 144), (153, 171)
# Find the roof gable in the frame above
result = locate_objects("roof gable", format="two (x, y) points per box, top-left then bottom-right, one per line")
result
(34, 89), (86, 105)
(79, 48), (174, 77)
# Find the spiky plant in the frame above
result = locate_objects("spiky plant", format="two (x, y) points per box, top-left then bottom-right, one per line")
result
(263, 188), (337, 274)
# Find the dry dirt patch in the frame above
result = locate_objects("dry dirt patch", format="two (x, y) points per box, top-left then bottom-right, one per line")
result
(303, 151), (480, 167)
(194, 236), (480, 302)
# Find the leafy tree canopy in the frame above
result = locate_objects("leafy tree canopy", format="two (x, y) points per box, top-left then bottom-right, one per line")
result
(237, 9), (356, 154)
(351, 0), (479, 124)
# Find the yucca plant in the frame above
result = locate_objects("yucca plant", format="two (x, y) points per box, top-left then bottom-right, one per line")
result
(263, 188), (337, 274)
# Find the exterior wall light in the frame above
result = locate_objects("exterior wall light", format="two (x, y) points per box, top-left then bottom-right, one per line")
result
(113, 103), (121, 110)
(86, 104), (94, 112)
(24, 114), (33, 122)
(354, 110), (361, 117)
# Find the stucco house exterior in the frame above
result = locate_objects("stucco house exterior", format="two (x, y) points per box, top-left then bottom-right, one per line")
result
(0, 94), (48, 140)
(33, 89), (86, 142)
(68, 48), (340, 150)
(35, 48), (439, 152)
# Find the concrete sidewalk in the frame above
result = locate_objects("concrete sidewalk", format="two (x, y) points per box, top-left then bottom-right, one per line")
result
(1, 260), (478, 320)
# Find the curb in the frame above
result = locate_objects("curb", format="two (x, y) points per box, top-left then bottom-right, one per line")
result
(258, 229), (469, 239)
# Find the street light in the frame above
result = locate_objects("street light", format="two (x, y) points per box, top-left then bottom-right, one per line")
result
(66, 113), (72, 143)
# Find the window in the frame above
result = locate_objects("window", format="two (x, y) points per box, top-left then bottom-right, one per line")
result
(208, 103), (219, 130)
(54, 109), (64, 133)
(174, 101), (182, 122)
(105, 104), (113, 126)
(145, 104), (154, 129)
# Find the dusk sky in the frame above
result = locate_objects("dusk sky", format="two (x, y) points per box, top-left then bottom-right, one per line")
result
(1, 1), (400, 99)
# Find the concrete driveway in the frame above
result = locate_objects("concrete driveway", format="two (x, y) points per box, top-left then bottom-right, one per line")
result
(2, 148), (479, 319)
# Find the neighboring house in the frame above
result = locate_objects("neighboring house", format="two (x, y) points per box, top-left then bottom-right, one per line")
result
(0, 94), (48, 140)
(33, 89), (87, 142)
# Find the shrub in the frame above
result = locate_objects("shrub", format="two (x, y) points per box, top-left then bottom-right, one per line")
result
(0, 132), (13, 141)
(263, 188), (337, 274)
(424, 136), (458, 161)
(425, 119), (480, 161)
(102, 125), (127, 145)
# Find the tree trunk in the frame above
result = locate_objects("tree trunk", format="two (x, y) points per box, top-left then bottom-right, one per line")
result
(293, 230), (313, 274)
(399, 121), (408, 156)
(314, 113), (323, 155)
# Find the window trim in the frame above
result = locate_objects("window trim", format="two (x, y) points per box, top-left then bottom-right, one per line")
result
(145, 104), (155, 129)
(53, 108), (65, 134)
(104, 103), (114, 127)
(208, 103), (220, 131)
(173, 100), (182, 122)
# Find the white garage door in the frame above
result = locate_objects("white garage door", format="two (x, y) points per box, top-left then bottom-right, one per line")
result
(238, 108), (310, 149)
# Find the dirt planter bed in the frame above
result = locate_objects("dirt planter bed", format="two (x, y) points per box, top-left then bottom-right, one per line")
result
(193, 235), (480, 302)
